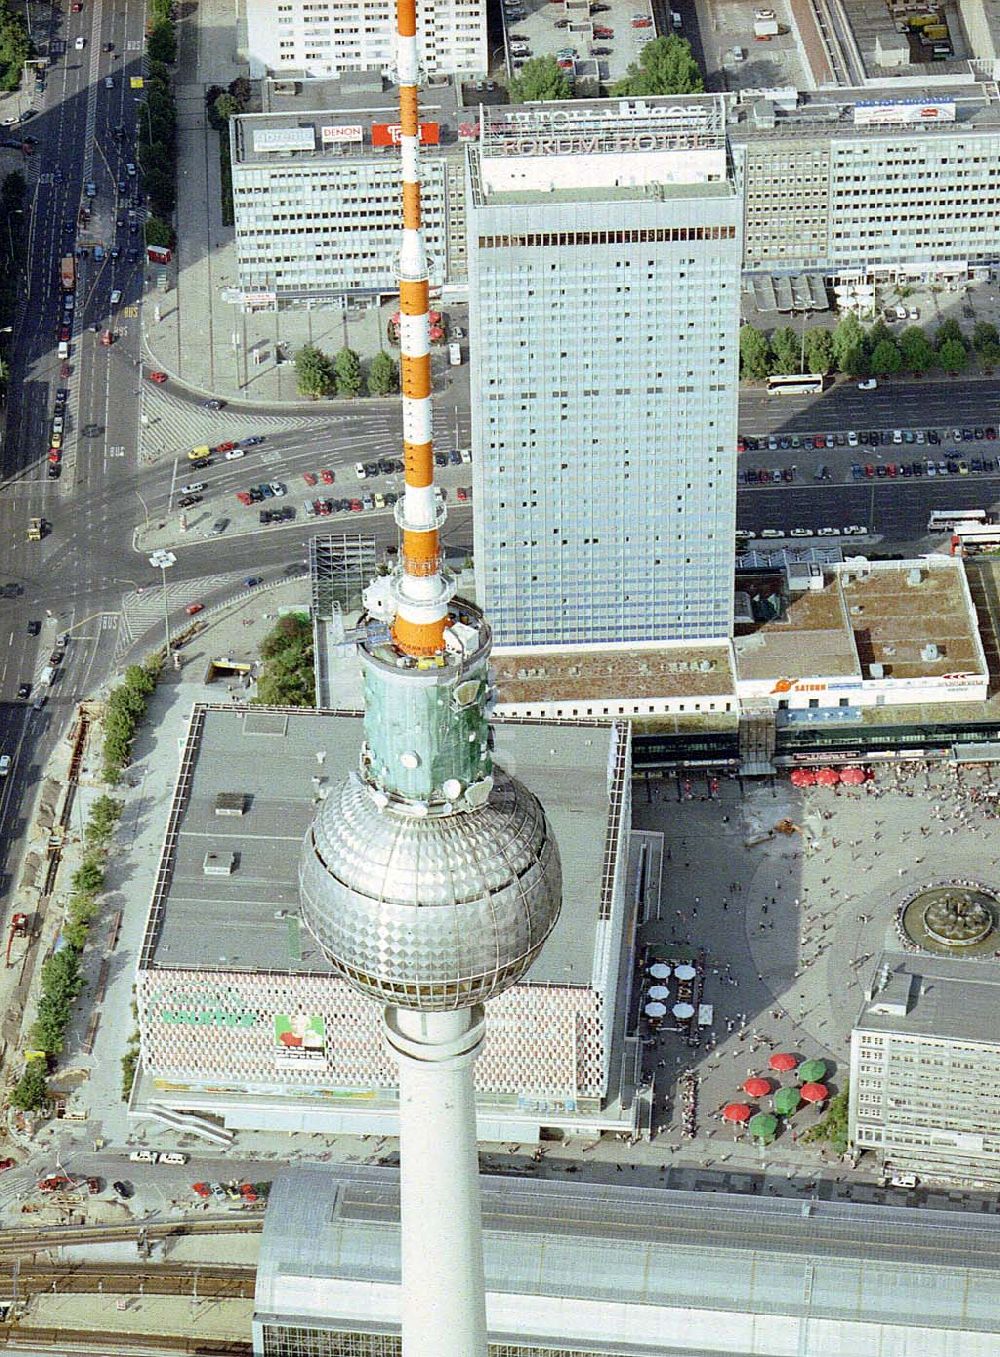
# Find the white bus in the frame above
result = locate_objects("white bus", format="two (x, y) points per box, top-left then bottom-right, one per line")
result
(927, 508), (987, 531)
(950, 521), (1000, 553)
(765, 373), (826, 396)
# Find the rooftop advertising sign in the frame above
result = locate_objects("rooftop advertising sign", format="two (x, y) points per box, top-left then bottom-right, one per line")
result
(853, 100), (955, 127)
(321, 124), (364, 144)
(371, 121), (440, 147)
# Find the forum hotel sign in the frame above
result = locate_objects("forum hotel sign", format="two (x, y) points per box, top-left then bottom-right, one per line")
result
(484, 101), (724, 159)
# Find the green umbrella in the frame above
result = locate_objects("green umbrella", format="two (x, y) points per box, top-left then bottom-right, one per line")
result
(749, 1112), (778, 1143)
(774, 1086), (800, 1117)
(798, 1059), (827, 1085)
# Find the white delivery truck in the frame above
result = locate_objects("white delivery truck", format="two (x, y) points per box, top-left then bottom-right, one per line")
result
(448, 341), (462, 366)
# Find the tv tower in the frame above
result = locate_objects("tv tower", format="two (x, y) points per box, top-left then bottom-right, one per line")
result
(298, 1), (563, 1351)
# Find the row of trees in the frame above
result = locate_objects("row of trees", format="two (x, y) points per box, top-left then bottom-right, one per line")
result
(253, 614), (315, 707)
(740, 313), (999, 382)
(0, 171), (26, 400)
(101, 661), (160, 784)
(800, 1085), (849, 1155)
(0, 0), (28, 94)
(508, 36), (702, 102)
(10, 795), (123, 1112)
(138, 0), (178, 246)
(206, 77), (252, 227)
(294, 344), (399, 400)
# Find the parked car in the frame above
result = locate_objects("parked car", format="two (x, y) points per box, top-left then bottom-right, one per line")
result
(113, 1180), (134, 1198)
(320, 468), (335, 484)
(184, 602), (204, 616)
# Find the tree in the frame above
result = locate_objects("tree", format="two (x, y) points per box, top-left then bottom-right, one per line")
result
(254, 615), (315, 707)
(938, 337), (968, 373)
(935, 317), (965, 351)
(972, 321), (999, 354)
(978, 340), (1000, 372)
(612, 35), (703, 96)
(738, 325), (770, 381)
(213, 92), (240, 123)
(145, 216), (173, 248)
(294, 344), (334, 399)
(508, 56), (572, 103)
(334, 346), (363, 398)
(71, 859), (105, 895)
(10, 1062), (48, 1112)
(898, 326), (934, 375)
(869, 338), (901, 376)
(840, 343), (869, 379)
(831, 313), (864, 371)
(0, 12), (30, 94)
(367, 350), (399, 396)
(768, 326), (801, 375)
(88, 795), (123, 845)
(803, 328), (834, 375)
(0, 354), (8, 390)
(146, 19), (176, 64)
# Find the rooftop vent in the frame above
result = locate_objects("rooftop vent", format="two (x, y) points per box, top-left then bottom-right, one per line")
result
(921, 642), (940, 663)
(204, 851), (237, 876)
(214, 792), (247, 817)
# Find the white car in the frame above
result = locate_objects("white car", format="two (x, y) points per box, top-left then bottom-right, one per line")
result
(355, 461), (367, 479)
(0, 754), (9, 776)
(180, 481), (207, 495)
(224, 448), (245, 461)
(847, 431), (858, 446)
(268, 481), (286, 497)
(857, 378), (878, 390)
(891, 429), (903, 444)
(110, 289), (121, 306)
(75, 35), (85, 48)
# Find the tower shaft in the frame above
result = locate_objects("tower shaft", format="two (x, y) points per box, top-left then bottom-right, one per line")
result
(384, 1007), (489, 1357)
(393, 0), (449, 658)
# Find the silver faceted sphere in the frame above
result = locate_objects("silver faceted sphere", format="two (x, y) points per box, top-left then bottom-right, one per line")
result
(299, 766), (562, 1010)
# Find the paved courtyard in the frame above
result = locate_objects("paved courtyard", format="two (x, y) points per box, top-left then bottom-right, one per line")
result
(627, 758), (1000, 1191)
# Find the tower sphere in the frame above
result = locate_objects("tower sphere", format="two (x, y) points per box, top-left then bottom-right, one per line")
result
(299, 766), (562, 1010)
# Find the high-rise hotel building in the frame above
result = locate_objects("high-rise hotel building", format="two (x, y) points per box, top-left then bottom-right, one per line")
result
(467, 97), (742, 648)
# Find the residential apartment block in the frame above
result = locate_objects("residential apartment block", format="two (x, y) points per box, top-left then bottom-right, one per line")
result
(244, 0), (486, 81)
(849, 951), (1000, 1186)
(467, 97), (742, 648)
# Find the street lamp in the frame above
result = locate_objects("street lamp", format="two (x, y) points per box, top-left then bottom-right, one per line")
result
(149, 550), (176, 658)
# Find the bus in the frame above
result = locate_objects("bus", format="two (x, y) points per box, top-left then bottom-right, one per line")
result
(927, 508), (987, 532)
(765, 373), (826, 396)
(950, 521), (1000, 554)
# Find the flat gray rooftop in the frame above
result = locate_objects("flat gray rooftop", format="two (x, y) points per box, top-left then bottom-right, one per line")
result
(142, 706), (614, 987)
(256, 1165), (1000, 1338)
(856, 950), (1000, 1045)
(729, 83), (1000, 142)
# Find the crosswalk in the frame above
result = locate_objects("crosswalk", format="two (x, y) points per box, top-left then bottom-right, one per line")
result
(113, 572), (246, 661)
(138, 388), (356, 462)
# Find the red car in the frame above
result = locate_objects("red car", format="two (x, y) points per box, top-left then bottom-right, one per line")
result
(184, 602), (204, 616)
(303, 471), (318, 486)
(60, 362), (71, 378)
(0, 1157), (15, 1173)
(236, 491), (252, 506)
(48, 448), (61, 463)
(215, 441), (235, 453)
(593, 24), (614, 36)
(58, 325), (70, 342)
(315, 499), (331, 515)
(320, 468), (335, 484)
(349, 499), (363, 512)
(736, 436), (746, 453)
(147, 370), (168, 384)
(456, 486), (468, 501)
(192, 1181), (212, 1198)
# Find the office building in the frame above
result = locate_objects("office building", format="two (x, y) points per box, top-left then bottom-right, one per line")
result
(243, 0), (486, 82)
(850, 950), (1000, 1185)
(252, 1164), (1000, 1356)
(133, 707), (640, 1143)
(230, 82), (469, 309)
(467, 96), (742, 648)
(729, 84), (1000, 285)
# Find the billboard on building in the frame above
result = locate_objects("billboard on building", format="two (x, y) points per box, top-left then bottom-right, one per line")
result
(274, 1012), (328, 1069)
(251, 126), (316, 153)
(321, 124), (364, 144)
(371, 121), (440, 147)
(853, 101), (955, 127)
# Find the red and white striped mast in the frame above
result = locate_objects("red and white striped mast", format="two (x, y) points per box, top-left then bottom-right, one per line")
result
(391, 0), (454, 658)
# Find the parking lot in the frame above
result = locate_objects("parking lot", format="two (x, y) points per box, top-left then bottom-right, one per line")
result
(501, 0), (658, 87)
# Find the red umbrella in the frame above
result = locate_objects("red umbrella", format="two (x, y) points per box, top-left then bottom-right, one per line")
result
(789, 767), (816, 787)
(722, 1102), (752, 1124)
(800, 1082), (829, 1103)
(429, 325), (444, 340)
(768, 1052), (798, 1073)
(840, 766), (866, 785)
(391, 311), (401, 324)
(816, 766), (840, 786)
(742, 1076), (772, 1098)
(429, 309), (442, 322)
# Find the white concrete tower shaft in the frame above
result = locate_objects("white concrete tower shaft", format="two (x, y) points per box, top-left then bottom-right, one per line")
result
(384, 1007), (489, 1357)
